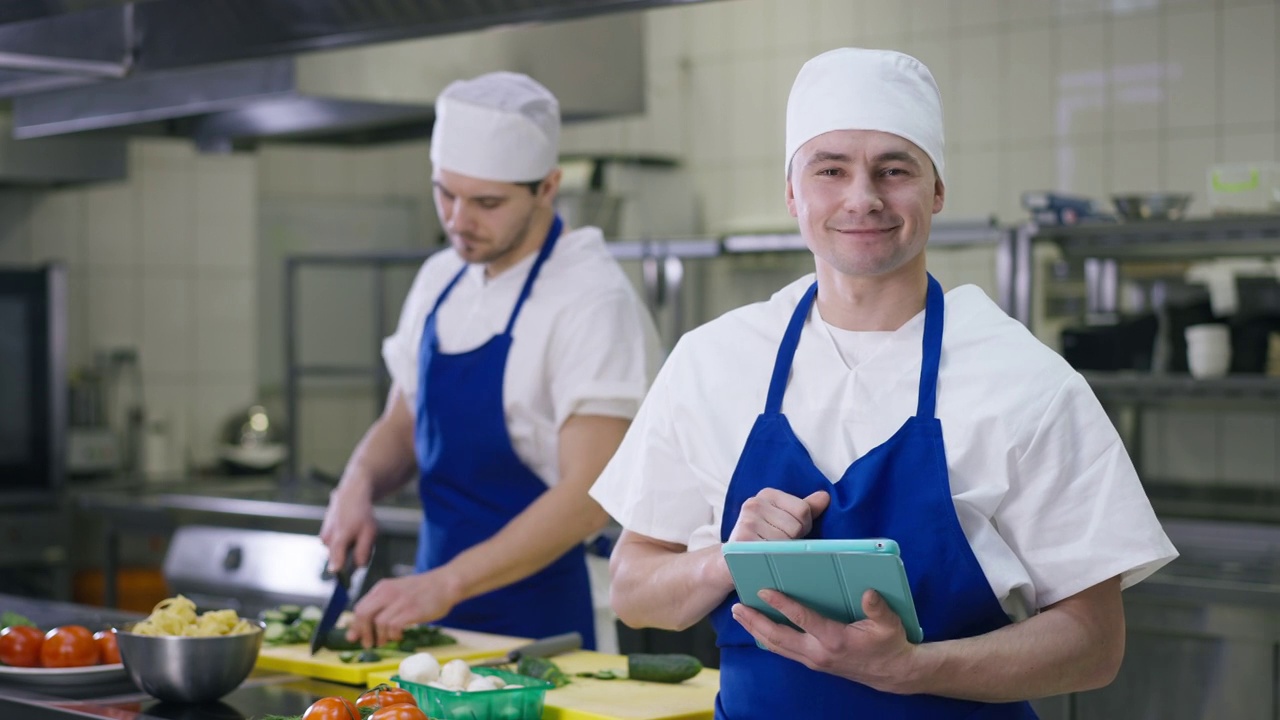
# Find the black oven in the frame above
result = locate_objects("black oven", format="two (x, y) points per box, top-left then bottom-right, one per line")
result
(0, 263), (66, 506)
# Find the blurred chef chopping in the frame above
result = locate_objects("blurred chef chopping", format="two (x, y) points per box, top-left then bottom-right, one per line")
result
(320, 71), (661, 650)
(590, 48), (1178, 717)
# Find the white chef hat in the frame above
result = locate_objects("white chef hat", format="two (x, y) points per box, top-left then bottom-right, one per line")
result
(430, 71), (560, 183)
(785, 48), (945, 184)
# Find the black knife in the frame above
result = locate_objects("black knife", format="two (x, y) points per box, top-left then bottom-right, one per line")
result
(470, 631), (583, 667)
(310, 548), (369, 656)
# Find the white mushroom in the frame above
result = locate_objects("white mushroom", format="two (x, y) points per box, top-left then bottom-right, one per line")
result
(440, 658), (472, 690)
(398, 652), (441, 685)
(467, 675), (500, 692)
(488, 676), (507, 689)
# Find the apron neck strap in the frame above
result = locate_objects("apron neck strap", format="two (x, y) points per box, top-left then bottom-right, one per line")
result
(916, 273), (944, 419)
(764, 281), (817, 415)
(505, 214), (563, 335)
(426, 215), (565, 327)
(430, 263), (469, 318)
(764, 274), (945, 419)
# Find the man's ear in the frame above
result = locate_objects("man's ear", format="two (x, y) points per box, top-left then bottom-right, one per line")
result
(540, 168), (563, 206)
(932, 174), (945, 214)
(786, 174), (798, 218)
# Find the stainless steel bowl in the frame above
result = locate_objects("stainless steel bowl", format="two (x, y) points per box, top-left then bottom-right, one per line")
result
(116, 622), (264, 703)
(1112, 193), (1192, 221)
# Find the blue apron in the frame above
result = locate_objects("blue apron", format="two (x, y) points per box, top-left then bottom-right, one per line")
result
(413, 216), (596, 648)
(709, 275), (1037, 718)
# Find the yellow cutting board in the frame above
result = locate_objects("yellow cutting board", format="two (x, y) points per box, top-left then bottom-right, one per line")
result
(368, 650), (718, 720)
(257, 627), (529, 685)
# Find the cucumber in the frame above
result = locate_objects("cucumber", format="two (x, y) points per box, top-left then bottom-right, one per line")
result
(263, 622), (289, 642)
(299, 605), (323, 622)
(323, 626), (362, 651)
(517, 656), (571, 688)
(627, 654), (702, 683)
(276, 604), (302, 623)
(259, 609), (287, 623)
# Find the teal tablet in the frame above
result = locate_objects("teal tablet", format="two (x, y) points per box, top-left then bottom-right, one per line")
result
(722, 538), (924, 644)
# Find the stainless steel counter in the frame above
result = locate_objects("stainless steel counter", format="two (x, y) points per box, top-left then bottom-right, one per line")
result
(71, 475), (422, 535)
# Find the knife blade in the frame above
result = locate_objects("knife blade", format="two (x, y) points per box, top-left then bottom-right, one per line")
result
(312, 545), (368, 653)
(470, 631), (583, 667)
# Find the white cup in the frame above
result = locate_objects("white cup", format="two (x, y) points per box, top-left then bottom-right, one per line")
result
(1185, 323), (1230, 352)
(1185, 323), (1231, 378)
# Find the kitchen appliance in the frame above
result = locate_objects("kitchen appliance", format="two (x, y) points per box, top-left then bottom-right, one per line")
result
(163, 526), (366, 618)
(1060, 314), (1159, 372)
(67, 365), (119, 476)
(217, 405), (287, 475)
(0, 263), (68, 598)
(0, 263), (66, 504)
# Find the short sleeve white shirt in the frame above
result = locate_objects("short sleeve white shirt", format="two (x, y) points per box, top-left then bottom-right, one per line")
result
(382, 226), (663, 487)
(590, 274), (1177, 619)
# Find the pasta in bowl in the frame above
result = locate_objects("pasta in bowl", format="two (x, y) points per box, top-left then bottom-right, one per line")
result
(117, 595), (264, 703)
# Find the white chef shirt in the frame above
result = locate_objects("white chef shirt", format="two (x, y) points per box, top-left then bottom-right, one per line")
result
(382, 225), (663, 487)
(590, 274), (1177, 620)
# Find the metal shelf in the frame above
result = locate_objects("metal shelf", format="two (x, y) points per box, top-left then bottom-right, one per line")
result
(722, 219), (1006, 254)
(1081, 371), (1280, 403)
(1034, 215), (1280, 260)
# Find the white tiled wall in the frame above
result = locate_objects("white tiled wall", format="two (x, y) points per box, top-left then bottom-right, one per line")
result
(0, 138), (259, 471)
(257, 142), (436, 475)
(564, 0), (1280, 231)
(561, 0), (1280, 486)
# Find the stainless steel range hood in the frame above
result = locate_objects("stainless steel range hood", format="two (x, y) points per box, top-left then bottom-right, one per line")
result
(0, 0), (719, 148)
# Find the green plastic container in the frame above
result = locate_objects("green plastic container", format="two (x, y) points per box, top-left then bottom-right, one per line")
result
(392, 668), (552, 720)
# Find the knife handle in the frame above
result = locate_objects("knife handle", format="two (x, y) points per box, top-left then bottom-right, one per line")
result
(511, 631), (583, 660)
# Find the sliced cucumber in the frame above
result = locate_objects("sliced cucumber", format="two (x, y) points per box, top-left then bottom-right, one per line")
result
(260, 609), (287, 623)
(299, 605), (323, 622)
(263, 622), (289, 642)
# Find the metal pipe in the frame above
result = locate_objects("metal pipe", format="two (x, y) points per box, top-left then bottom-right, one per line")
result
(1013, 223), (1035, 327)
(373, 265), (389, 409)
(0, 52), (128, 78)
(995, 227), (1015, 315)
(284, 257), (299, 488)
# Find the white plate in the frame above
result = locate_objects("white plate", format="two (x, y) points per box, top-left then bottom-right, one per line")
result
(0, 663), (129, 687)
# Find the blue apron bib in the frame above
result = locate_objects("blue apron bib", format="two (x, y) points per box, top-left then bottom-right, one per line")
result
(413, 216), (596, 648)
(709, 276), (1037, 718)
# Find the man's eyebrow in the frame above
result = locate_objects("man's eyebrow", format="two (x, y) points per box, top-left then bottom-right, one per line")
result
(805, 151), (851, 168)
(432, 181), (506, 202)
(875, 151), (922, 167)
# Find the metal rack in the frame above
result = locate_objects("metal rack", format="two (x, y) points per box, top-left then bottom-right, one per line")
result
(282, 220), (1014, 482)
(1018, 215), (1280, 406)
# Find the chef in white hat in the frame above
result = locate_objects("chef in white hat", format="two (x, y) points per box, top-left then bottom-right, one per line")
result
(590, 48), (1176, 716)
(321, 71), (661, 649)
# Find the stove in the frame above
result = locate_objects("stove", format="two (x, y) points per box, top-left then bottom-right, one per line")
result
(163, 526), (369, 618)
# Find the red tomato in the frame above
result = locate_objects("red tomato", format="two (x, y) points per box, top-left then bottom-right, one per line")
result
(40, 626), (100, 668)
(356, 684), (417, 712)
(302, 697), (360, 720)
(0, 625), (44, 667)
(93, 629), (121, 665)
(369, 705), (429, 720)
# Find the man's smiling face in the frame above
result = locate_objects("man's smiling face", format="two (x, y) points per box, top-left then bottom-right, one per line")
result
(786, 129), (945, 279)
